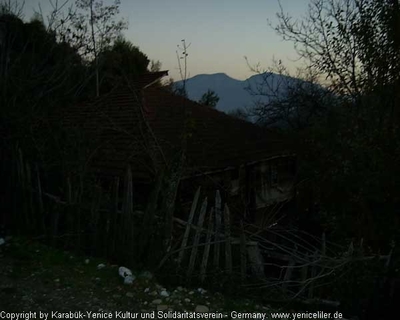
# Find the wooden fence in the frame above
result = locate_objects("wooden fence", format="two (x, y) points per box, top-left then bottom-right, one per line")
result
(2, 147), (394, 303)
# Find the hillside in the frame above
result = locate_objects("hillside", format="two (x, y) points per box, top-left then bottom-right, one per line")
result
(175, 72), (301, 114)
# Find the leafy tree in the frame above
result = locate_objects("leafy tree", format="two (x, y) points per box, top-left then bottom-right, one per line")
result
(44, 0), (128, 96)
(149, 60), (162, 72)
(198, 89), (220, 108)
(257, 0), (400, 250)
(97, 37), (149, 92)
(245, 58), (333, 130)
(228, 108), (249, 121)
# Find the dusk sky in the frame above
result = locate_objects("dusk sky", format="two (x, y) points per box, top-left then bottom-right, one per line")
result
(22, 0), (310, 81)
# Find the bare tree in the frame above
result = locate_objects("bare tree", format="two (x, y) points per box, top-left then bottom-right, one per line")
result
(274, 0), (400, 100)
(36, 0), (127, 97)
(175, 39), (190, 97)
(244, 58), (333, 130)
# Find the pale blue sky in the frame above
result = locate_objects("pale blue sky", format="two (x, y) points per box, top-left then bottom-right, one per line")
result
(22, 0), (310, 80)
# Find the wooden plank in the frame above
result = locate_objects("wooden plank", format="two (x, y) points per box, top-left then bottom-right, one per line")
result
(139, 171), (163, 258)
(283, 259), (296, 292)
(111, 177), (120, 254)
(163, 160), (183, 253)
(224, 204), (232, 275)
(178, 187), (201, 265)
(187, 197), (207, 279)
(199, 208), (214, 282)
(122, 165), (133, 216)
(321, 232), (326, 256)
(25, 161), (33, 228)
(213, 190), (222, 268)
(18, 148), (29, 230)
(247, 243), (265, 279)
(240, 220), (247, 283)
(35, 163), (45, 233)
(122, 165), (134, 247)
(301, 253), (309, 297)
(308, 250), (318, 299)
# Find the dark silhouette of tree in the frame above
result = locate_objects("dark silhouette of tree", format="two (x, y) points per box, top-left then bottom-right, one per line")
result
(198, 89), (220, 108)
(97, 37), (149, 92)
(266, 0), (400, 253)
(44, 0), (128, 97)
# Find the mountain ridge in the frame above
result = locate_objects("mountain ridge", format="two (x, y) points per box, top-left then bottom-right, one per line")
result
(175, 72), (294, 114)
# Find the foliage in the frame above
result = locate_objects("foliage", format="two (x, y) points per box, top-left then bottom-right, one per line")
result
(228, 108), (250, 121)
(41, 0), (128, 96)
(245, 59), (334, 129)
(198, 89), (220, 108)
(249, 0), (400, 252)
(97, 37), (150, 92)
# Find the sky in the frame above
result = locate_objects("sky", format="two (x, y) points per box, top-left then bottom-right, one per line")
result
(21, 0), (310, 81)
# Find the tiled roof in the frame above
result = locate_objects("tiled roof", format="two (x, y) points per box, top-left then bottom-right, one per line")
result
(63, 72), (292, 180)
(143, 86), (291, 175)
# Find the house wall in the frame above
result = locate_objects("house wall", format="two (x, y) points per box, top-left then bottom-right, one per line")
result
(253, 157), (296, 209)
(177, 155), (296, 227)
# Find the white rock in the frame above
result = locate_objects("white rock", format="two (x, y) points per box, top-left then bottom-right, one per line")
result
(84, 259), (90, 264)
(0, 238), (5, 246)
(188, 291), (194, 295)
(184, 298), (191, 303)
(118, 266), (133, 278)
(97, 263), (106, 270)
(124, 275), (135, 285)
(197, 288), (207, 294)
(160, 290), (169, 297)
(144, 288), (150, 293)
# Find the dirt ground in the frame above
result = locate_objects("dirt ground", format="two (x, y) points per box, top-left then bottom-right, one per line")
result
(0, 237), (275, 318)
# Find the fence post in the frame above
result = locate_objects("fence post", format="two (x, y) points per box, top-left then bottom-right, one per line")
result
(187, 197), (207, 280)
(214, 190), (222, 269)
(224, 204), (232, 276)
(139, 172), (163, 260)
(200, 208), (214, 282)
(240, 220), (247, 283)
(308, 250), (318, 298)
(35, 163), (45, 233)
(178, 187), (200, 265)
(111, 177), (120, 254)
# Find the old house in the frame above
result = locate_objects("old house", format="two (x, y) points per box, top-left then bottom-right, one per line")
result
(62, 71), (296, 226)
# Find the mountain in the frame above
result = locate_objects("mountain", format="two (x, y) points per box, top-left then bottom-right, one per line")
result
(175, 72), (301, 114)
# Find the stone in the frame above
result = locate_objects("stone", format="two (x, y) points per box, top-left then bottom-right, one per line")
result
(195, 305), (209, 313)
(126, 292), (134, 298)
(152, 299), (162, 305)
(97, 263), (106, 270)
(124, 275), (135, 285)
(160, 290), (169, 297)
(139, 271), (153, 280)
(157, 305), (169, 311)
